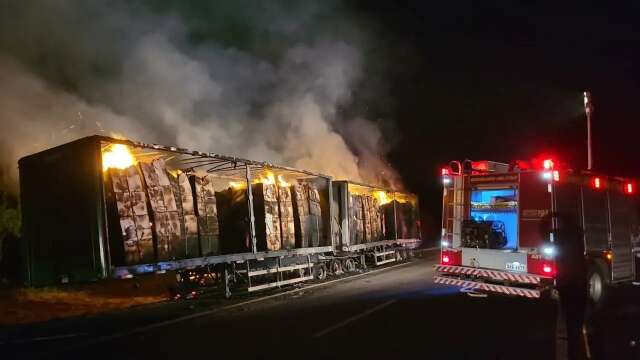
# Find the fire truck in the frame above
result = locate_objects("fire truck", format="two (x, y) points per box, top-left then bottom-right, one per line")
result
(435, 159), (639, 305)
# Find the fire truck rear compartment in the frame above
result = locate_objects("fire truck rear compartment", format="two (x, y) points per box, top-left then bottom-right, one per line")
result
(468, 187), (518, 249)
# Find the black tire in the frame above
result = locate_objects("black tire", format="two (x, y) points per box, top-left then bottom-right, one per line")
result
(330, 260), (342, 275)
(314, 264), (327, 281)
(587, 259), (610, 309)
(344, 258), (356, 273)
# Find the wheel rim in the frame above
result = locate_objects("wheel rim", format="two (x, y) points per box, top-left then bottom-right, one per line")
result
(589, 272), (603, 303)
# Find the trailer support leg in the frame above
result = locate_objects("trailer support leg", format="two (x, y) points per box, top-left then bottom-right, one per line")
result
(223, 265), (232, 299)
(246, 260), (252, 289)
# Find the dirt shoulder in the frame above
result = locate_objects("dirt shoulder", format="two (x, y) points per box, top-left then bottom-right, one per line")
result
(0, 273), (175, 326)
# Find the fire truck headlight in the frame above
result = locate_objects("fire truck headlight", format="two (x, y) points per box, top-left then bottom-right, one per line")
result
(443, 177), (452, 185)
(542, 246), (555, 256)
(441, 240), (450, 248)
(542, 172), (553, 180)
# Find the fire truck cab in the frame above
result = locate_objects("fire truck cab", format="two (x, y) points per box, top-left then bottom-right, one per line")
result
(436, 159), (639, 304)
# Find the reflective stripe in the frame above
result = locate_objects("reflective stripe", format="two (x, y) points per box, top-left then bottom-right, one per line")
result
(434, 265), (543, 285)
(434, 276), (541, 299)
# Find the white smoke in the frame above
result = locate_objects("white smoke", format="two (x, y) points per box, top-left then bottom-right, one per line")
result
(0, 0), (401, 192)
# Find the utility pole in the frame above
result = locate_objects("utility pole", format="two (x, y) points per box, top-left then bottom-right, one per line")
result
(583, 91), (594, 170)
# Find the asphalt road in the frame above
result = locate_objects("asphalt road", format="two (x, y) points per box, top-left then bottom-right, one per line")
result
(2, 252), (639, 360)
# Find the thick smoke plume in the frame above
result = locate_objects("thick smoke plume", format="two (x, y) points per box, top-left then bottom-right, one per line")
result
(0, 1), (402, 193)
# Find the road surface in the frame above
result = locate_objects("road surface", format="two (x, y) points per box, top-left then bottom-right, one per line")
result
(2, 252), (638, 359)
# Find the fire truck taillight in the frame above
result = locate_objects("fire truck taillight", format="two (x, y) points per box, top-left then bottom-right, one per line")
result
(527, 254), (556, 277)
(441, 249), (461, 266)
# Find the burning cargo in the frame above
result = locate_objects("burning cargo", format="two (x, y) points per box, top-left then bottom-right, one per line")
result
(332, 181), (421, 251)
(18, 135), (420, 290)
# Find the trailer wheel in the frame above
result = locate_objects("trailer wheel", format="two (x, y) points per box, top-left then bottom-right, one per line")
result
(344, 259), (356, 273)
(314, 264), (327, 281)
(588, 259), (610, 308)
(330, 260), (343, 275)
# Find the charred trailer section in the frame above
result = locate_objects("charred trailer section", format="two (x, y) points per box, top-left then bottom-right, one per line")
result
(215, 186), (253, 254)
(19, 137), (108, 286)
(216, 183), (283, 253)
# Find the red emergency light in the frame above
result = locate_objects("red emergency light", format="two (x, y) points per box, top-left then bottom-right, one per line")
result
(553, 170), (560, 182)
(593, 177), (602, 189)
(441, 168), (450, 176)
(625, 182), (635, 195)
(543, 159), (554, 170)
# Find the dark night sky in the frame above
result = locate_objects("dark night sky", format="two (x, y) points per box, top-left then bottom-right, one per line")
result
(347, 1), (640, 240)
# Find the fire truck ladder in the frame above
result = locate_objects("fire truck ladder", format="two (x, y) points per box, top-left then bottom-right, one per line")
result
(444, 175), (465, 245)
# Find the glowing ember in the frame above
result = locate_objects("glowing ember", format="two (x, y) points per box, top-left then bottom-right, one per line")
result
(102, 144), (136, 171)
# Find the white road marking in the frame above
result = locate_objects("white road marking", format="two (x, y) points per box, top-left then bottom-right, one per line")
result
(312, 300), (397, 338)
(2, 333), (86, 344)
(83, 251), (438, 346)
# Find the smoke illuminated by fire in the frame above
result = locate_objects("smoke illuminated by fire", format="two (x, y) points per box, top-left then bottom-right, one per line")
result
(102, 144), (136, 171)
(0, 1), (404, 193)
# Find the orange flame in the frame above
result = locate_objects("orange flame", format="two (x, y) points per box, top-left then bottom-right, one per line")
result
(374, 191), (392, 205)
(102, 144), (136, 171)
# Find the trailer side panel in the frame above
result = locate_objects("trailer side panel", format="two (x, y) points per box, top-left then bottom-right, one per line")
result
(19, 137), (107, 286)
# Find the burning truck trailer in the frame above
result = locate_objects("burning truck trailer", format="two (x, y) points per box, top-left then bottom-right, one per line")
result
(435, 159), (639, 306)
(331, 181), (422, 269)
(18, 135), (421, 297)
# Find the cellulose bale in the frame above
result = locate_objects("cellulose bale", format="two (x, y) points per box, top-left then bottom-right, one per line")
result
(349, 194), (365, 245)
(174, 173), (200, 258)
(308, 184), (323, 247)
(192, 175), (221, 256)
(292, 183), (311, 248)
(278, 185), (296, 250)
(140, 159), (182, 260)
(108, 166), (155, 265)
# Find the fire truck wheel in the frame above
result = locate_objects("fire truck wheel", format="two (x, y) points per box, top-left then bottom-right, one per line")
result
(588, 259), (610, 308)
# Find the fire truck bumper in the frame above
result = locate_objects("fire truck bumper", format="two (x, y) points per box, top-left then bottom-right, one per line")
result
(434, 276), (542, 299)
(433, 265), (554, 299)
